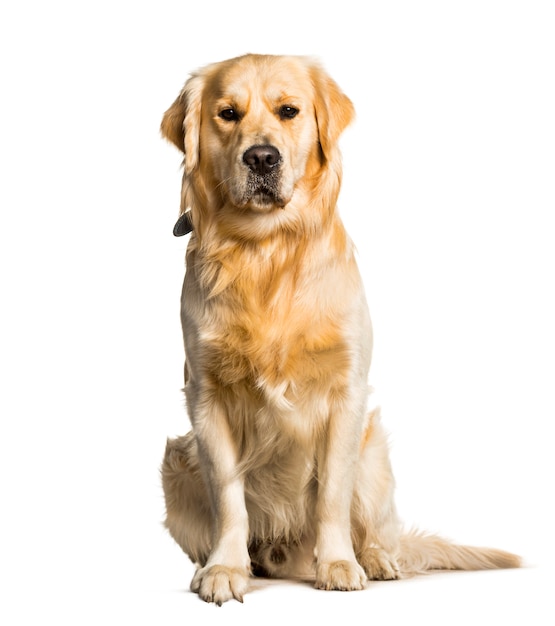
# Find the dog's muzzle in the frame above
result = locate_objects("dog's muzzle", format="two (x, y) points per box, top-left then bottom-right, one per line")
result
(241, 144), (283, 207)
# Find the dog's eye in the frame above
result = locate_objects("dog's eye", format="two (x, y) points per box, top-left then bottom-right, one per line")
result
(279, 106), (299, 120)
(219, 108), (239, 122)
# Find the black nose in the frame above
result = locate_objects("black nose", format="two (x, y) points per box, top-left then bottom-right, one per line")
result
(243, 145), (281, 175)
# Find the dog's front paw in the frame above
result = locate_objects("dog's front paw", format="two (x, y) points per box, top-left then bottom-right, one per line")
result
(357, 547), (400, 580)
(315, 560), (367, 591)
(191, 565), (250, 605)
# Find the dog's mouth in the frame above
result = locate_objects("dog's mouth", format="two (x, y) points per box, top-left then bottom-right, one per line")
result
(241, 173), (284, 210)
(250, 186), (280, 206)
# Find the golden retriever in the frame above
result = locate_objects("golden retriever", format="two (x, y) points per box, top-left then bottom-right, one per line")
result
(160, 54), (520, 605)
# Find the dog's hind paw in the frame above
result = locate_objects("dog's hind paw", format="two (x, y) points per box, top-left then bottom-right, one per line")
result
(191, 565), (250, 605)
(357, 546), (400, 580)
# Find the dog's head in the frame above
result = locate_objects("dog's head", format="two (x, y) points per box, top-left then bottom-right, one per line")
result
(161, 54), (354, 239)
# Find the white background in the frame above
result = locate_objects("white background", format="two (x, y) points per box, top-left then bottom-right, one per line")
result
(1, 1), (554, 623)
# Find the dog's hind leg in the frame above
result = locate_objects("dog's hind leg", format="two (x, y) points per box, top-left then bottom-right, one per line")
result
(161, 432), (213, 567)
(351, 408), (402, 580)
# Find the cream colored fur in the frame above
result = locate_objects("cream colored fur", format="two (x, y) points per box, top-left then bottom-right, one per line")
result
(160, 54), (520, 605)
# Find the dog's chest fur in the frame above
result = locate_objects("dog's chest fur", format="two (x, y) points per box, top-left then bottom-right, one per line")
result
(186, 230), (357, 444)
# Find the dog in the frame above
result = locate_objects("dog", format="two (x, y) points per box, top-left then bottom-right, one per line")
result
(160, 54), (520, 605)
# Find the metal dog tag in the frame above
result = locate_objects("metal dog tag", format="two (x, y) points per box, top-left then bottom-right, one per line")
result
(173, 211), (193, 236)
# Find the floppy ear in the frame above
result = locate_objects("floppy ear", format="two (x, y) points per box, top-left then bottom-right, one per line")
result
(160, 93), (186, 152)
(310, 64), (355, 161)
(160, 73), (204, 173)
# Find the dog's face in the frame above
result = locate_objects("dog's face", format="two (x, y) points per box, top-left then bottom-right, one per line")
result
(161, 55), (354, 234)
(201, 55), (319, 212)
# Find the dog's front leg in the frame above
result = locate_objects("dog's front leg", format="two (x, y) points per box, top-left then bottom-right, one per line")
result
(314, 400), (367, 591)
(189, 397), (250, 605)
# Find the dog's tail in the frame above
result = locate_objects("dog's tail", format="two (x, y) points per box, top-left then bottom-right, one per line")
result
(397, 529), (521, 575)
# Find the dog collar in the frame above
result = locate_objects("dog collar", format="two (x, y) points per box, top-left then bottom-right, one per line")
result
(173, 211), (193, 236)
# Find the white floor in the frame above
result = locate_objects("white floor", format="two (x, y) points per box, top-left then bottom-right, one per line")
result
(7, 547), (550, 625)
(153, 558), (550, 625)
(144, 570), (548, 625)
(4, 508), (551, 626)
